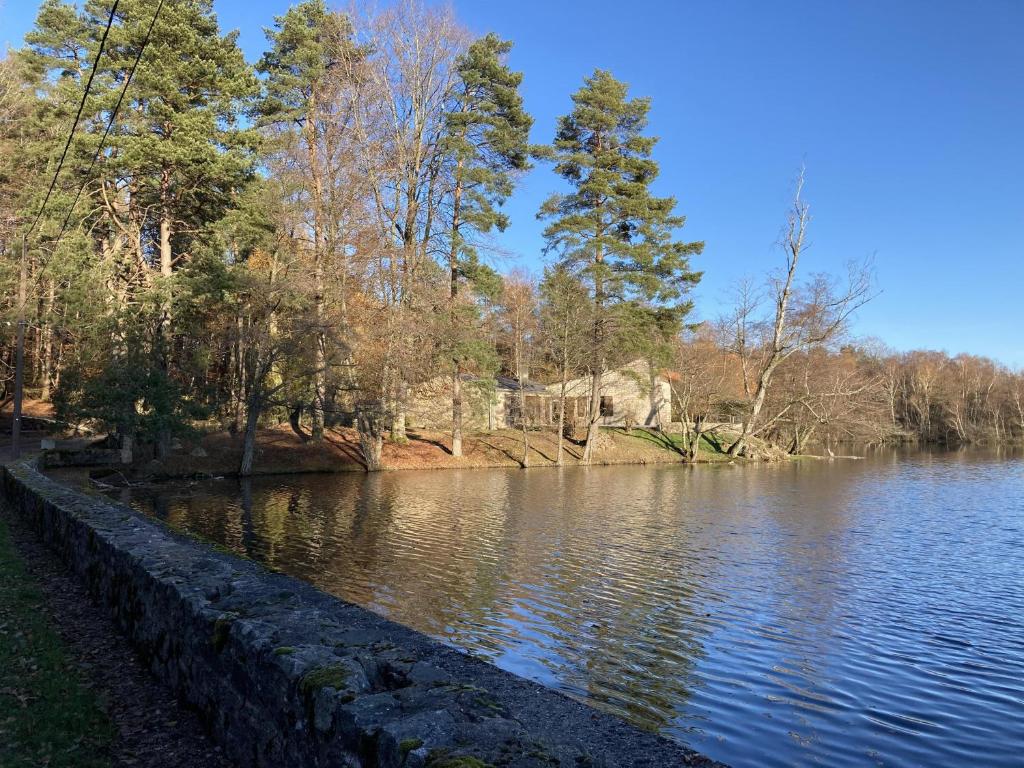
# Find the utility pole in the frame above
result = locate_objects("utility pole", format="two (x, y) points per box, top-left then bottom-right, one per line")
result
(10, 231), (27, 460)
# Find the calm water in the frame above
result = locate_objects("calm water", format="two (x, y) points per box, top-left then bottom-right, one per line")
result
(84, 448), (1024, 767)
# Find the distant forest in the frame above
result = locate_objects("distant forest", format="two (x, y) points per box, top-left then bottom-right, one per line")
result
(1, 0), (1021, 472)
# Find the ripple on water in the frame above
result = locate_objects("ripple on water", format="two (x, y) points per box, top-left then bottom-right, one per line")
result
(83, 447), (1024, 768)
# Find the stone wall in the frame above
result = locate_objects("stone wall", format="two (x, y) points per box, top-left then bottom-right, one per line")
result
(1, 460), (722, 768)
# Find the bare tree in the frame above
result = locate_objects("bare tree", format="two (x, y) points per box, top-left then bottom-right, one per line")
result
(498, 273), (538, 467)
(358, 0), (467, 442)
(539, 265), (590, 465)
(670, 326), (730, 461)
(727, 169), (874, 456)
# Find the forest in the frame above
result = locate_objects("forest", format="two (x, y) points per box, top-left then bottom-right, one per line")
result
(1, 0), (1022, 473)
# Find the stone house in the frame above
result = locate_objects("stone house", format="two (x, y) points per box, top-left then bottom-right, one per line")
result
(408, 359), (670, 433)
(407, 374), (557, 431)
(548, 359), (671, 429)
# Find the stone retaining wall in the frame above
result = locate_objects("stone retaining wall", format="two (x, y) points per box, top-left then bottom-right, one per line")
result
(1, 460), (721, 768)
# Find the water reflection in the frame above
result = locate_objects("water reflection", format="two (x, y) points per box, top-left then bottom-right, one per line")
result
(90, 446), (1024, 767)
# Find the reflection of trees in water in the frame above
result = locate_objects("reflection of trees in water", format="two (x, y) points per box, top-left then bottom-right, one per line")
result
(124, 465), (727, 733)
(343, 470), (518, 633)
(98, 450), (1024, 766)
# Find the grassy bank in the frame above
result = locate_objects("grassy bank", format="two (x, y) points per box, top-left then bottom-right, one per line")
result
(145, 424), (737, 478)
(0, 512), (113, 768)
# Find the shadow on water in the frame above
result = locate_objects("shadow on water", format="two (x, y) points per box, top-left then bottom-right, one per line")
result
(74, 445), (1024, 768)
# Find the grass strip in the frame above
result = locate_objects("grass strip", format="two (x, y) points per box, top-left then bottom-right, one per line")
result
(0, 512), (113, 768)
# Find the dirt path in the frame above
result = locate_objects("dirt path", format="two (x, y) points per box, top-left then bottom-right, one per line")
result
(1, 505), (235, 768)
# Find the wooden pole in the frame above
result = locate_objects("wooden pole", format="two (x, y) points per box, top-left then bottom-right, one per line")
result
(10, 232), (27, 459)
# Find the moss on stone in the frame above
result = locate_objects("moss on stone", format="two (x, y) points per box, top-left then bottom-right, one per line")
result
(273, 646), (296, 656)
(425, 750), (494, 768)
(400, 737), (424, 756)
(211, 617), (233, 652)
(472, 694), (504, 716)
(299, 663), (350, 693)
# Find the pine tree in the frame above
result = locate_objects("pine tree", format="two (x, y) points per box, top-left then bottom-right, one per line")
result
(98, 0), (257, 299)
(444, 33), (532, 456)
(20, 0), (257, 453)
(539, 69), (702, 463)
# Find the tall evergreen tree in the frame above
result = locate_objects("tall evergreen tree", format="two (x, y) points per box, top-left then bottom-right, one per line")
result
(444, 33), (532, 456)
(539, 69), (702, 463)
(98, 0), (257, 304)
(20, 0), (258, 453)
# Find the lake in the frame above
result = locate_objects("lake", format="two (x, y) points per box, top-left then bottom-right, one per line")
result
(86, 447), (1024, 767)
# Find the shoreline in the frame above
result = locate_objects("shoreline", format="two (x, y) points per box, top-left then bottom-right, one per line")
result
(83, 424), (749, 481)
(2, 458), (725, 768)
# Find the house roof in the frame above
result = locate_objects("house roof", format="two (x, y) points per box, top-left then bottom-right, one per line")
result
(495, 375), (549, 393)
(454, 372), (550, 394)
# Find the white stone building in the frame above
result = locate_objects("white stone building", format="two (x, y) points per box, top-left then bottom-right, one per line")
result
(547, 359), (671, 429)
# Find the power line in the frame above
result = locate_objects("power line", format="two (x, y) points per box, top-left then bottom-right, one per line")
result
(13, 0), (121, 460)
(27, 0), (120, 237)
(52, 0), (165, 244)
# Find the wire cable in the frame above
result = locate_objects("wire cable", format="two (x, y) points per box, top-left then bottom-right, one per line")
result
(52, 0), (165, 244)
(27, 0), (120, 236)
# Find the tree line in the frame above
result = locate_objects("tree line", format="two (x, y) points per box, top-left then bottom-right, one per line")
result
(0, 0), (1019, 473)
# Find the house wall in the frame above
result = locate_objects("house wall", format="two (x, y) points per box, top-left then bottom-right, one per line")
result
(549, 360), (671, 429)
(407, 377), (495, 431)
(409, 361), (669, 433)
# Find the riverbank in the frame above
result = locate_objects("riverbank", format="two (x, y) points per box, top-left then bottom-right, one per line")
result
(141, 424), (735, 478)
(2, 459), (724, 768)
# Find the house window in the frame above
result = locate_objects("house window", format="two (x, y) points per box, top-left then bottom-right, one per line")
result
(600, 396), (614, 417)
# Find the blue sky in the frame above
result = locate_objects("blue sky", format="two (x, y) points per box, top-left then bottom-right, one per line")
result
(3, 0), (1022, 366)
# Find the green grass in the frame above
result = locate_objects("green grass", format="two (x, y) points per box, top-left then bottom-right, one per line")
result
(0, 515), (114, 768)
(613, 427), (731, 459)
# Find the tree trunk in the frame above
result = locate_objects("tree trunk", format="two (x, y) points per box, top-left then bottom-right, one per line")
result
(52, 334), (64, 394)
(688, 415), (705, 462)
(520, 384), (530, 468)
(154, 186), (174, 460)
(514, 328), (529, 467)
(450, 159), (464, 457)
(159, 210), (172, 278)
(728, 357), (778, 456)
(556, 364), (568, 466)
(728, 176), (807, 456)
(231, 314), (245, 433)
(581, 367), (602, 464)
(312, 317), (326, 441)
(452, 368), (463, 457)
(390, 171), (419, 446)
(582, 234), (605, 465)
(239, 393), (261, 477)
(39, 281), (55, 401)
(299, 92), (328, 443)
(390, 378), (408, 442)
(357, 404), (385, 472)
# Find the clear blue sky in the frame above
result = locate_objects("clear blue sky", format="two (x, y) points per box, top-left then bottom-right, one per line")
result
(3, 0), (1022, 366)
